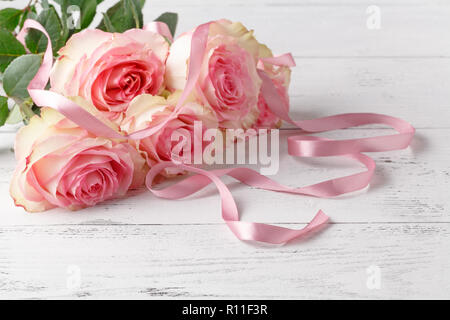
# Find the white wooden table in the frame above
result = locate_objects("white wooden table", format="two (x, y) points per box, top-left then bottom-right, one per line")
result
(0, 0), (449, 299)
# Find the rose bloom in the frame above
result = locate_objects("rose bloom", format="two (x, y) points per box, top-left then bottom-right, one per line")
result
(121, 92), (218, 176)
(50, 28), (169, 121)
(166, 20), (265, 129)
(10, 107), (147, 212)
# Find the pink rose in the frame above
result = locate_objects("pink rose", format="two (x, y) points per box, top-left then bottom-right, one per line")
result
(165, 20), (263, 129)
(121, 93), (218, 176)
(50, 29), (169, 121)
(10, 107), (147, 212)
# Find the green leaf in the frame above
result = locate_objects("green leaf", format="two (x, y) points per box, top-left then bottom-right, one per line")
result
(128, 0), (141, 28)
(59, 0), (70, 43)
(79, 0), (98, 29)
(25, 6), (64, 55)
(55, 0), (98, 30)
(41, 0), (50, 9)
(154, 12), (178, 38)
(0, 29), (26, 73)
(3, 54), (42, 99)
(97, 0), (143, 32)
(5, 103), (22, 124)
(0, 8), (22, 31)
(101, 12), (115, 32)
(18, 6), (37, 30)
(0, 96), (9, 126)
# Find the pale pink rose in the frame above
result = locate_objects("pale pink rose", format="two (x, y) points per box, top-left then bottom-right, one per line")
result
(254, 64), (291, 129)
(120, 93), (218, 176)
(10, 108), (147, 212)
(165, 20), (263, 129)
(50, 29), (169, 121)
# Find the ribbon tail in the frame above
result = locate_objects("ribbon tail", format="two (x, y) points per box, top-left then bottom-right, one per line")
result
(145, 162), (329, 245)
(226, 210), (328, 244)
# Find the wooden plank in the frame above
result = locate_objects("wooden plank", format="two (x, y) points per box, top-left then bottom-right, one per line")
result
(0, 223), (448, 299)
(3, 2), (447, 57)
(0, 127), (447, 225)
(144, 4), (450, 57)
(148, 0), (450, 6)
(288, 58), (450, 129)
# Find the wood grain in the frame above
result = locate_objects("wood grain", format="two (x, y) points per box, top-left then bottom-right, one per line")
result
(288, 58), (450, 129)
(1, 223), (448, 299)
(4, 1), (449, 57)
(145, 3), (450, 57)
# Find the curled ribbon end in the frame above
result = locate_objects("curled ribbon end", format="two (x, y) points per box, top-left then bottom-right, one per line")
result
(309, 210), (330, 229)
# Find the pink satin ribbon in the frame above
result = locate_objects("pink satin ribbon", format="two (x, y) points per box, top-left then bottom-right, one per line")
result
(143, 21), (174, 42)
(17, 20), (415, 245)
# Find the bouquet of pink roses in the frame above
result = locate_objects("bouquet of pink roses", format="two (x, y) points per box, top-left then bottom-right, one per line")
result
(1, 0), (415, 244)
